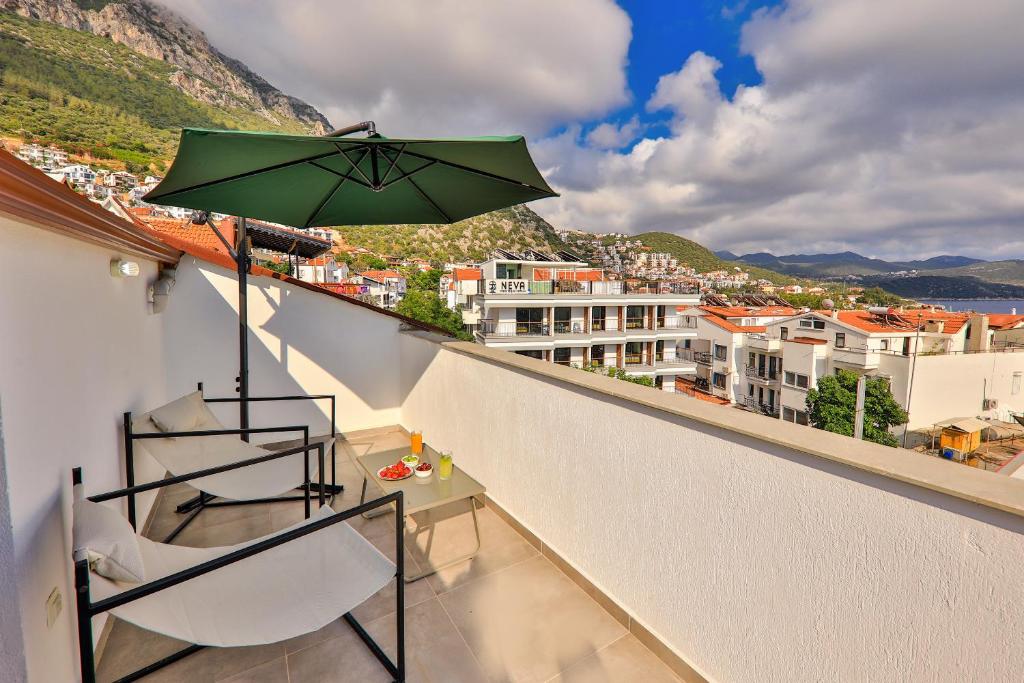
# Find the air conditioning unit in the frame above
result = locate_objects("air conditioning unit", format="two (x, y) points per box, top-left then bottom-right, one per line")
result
(983, 398), (999, 410)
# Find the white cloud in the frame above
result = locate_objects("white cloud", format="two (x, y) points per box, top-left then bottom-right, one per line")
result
(585, 115), (642, 149)
(534, 0), (1024, 259)
(157, 0), (631, 138)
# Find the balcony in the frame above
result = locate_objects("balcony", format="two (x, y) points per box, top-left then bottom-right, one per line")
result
(657, 315), (698, 330)
(745, 364), (781, 384)
(832, 345), (880, 369)
(478, 320), (549, 337)
(8, 191), (1024, 683)
(746, 333), (782, 352)
(740, 395), (781, 418)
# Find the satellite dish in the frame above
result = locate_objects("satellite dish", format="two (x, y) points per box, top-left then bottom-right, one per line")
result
(822, 298), (835, 309)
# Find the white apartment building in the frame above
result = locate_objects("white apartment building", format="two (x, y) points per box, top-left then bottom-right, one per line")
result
(56, 164), (97, 185)
(755, 308), (1024, 442)
(354, 269), (407, 309)
(296, 256), (348, 284)
(463, 250), (700, 391)
(677, 305), (797, 409)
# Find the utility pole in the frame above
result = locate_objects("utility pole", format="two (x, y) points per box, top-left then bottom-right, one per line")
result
(854, 374), (866, 440)
(901, 312), (924, 448)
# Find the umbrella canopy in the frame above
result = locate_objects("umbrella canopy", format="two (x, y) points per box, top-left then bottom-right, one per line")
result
(144, 128), (557, 227)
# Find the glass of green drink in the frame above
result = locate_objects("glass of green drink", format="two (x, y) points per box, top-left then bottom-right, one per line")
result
(438, 451), (454, 480)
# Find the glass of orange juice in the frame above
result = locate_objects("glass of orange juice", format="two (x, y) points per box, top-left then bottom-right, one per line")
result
(410, 430), (423, 455)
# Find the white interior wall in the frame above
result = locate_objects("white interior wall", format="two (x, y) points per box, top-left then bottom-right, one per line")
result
(0, 218), (169, 682)
(399, 334), (1024, 683)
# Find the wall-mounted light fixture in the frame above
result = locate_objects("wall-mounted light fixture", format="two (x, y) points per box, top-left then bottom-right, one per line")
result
(149, 267), (177, 314)
(110, 258), (140, 278)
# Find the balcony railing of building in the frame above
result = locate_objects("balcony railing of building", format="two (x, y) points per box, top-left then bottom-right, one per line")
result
(657, 316), (697, 330)
(624, 316), (646, 330)
(478, 279), (697, 296)
(479, 320), (549, 336)
(740, 395), (781, 417)
(745, 364), (780, 382)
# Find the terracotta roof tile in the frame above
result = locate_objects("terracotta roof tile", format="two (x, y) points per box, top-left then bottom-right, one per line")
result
(453, 267), (482, 281)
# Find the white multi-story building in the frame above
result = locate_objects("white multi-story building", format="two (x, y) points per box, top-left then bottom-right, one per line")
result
(55, 164), (96, 185)
(354, 269), (407, 309)
(296, 257), (348, 284)
(756, 308), (1024, 442)
(676, 305), (798, 408)
(463, 250), (700, 391)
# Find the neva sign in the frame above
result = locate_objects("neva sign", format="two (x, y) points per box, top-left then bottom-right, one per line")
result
(485, 279), (528, 294)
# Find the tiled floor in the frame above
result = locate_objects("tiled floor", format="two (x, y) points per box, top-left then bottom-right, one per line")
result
(98, 427), (680, 683)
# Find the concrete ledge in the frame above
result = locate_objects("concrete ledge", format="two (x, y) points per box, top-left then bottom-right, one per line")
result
(429, 337), (1024, 519)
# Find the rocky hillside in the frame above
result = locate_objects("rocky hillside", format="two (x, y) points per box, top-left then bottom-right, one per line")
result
(336, 205), (569, 263)
(4, 0), (330, 133)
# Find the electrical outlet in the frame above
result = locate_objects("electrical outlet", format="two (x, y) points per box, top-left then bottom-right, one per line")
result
(45, 587), (62, 629)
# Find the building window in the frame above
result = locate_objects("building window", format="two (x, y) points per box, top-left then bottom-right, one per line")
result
(784, 371), (810, 389)
(515, 307), (544, 336)
(553, 347), (571, 365)
(714, 344), (727, 361)
(795, 410), (809, 425)
(625, 341), (643, 365)
(655, 340), (665, 361)
(625, 305), (645, 329)
(554, 307), (571, 334)
(880, 339), (889, 351)
(835, 333), (846, 348)
(497, 263), (521, 279)
(1013, 372), (1022, 395)
(799, 318), (812, 328)
(783, 407), (795, 422)
(655, 376), (664, 389)
(780, 326), (788, 340)
(712, 372), (727, 389)
(591, 345), (605, 367)
(515, 350), (543, 360)
(592, 306), (606, 331)
(748, 384), (755, 397)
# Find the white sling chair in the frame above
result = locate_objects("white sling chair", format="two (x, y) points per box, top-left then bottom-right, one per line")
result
(124, 390), (335, 542)
(72, 467), (406, 683)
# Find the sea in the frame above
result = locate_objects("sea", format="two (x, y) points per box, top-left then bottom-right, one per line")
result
(919, 299), (1024, 314)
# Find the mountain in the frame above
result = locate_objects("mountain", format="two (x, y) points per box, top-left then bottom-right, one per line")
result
(0, 1), (329, 170)
(714, 249), (739, 260)
(733, 250), (986, 278)
(925, 259), (1024, 287)
(634, 232), (793, 284)
(862, 275), (1024, 299)
(335, 205), (570, 264)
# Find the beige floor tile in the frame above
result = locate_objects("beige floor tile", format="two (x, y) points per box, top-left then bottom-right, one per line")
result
(219, 656), (289, 682)
(351, 532), (435, 624)
(545, 635), (681, 683)
(404, 503), (539, 595)
(364, 597), (488, 683)
(96, 619), (285, 683)
(286, 620), (402, 683)
(439, 555), (628, 683)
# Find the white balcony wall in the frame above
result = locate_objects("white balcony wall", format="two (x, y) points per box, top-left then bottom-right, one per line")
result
(399, 334), (1024, 683)
(0, 218), (169, 683)
(162, 258), (405, 434)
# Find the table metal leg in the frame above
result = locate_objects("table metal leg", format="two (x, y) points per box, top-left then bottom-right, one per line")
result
(403, 497), (482, 583)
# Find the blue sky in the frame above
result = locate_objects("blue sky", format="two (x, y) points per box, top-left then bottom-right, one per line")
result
(605, 0), (773, 143)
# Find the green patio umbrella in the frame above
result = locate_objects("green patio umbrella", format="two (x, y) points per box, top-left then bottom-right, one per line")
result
(143, 121), (556, 462)
(144, 125), (557, 226)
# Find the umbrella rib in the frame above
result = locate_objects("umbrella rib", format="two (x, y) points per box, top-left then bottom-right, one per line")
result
(307, 160), (373, 190)
(394, 148), (555, 196)
(379, 160), (437, 190)
(303, 149), (371, 227)
(333, 143), (376, 187)
(405, 175), (452, 223)
(144, 149), (341, 202)
(377, 143), (407, 186)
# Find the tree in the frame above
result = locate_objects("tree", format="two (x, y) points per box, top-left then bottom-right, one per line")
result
(405, 268), (443, 292)
(395, 290), (472, 341)
(353, 254), (388, 271)
(805, 369), (908, 447)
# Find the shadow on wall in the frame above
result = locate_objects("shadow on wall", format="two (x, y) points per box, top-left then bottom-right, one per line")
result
(161, 259), (406, 434)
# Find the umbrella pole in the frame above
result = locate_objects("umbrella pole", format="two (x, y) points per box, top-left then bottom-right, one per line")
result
(237, 216), (250, 438)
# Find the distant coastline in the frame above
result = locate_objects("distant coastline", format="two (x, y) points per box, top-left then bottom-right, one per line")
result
(919, 298), (1023, 314)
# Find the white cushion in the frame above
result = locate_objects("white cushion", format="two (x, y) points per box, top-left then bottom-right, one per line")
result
(72, 484), (145, 583)
(148, 391), (215, 434)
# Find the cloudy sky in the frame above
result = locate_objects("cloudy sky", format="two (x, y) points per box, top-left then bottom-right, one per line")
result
(160, 0), (1024, 260)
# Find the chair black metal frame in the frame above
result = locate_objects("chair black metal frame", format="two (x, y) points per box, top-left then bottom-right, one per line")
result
(73, 465), (405, 683)
(124, 382), (343, 542)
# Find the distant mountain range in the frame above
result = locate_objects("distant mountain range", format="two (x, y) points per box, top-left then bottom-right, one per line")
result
(716, 249), (1024, 298)
(716, 250), (985, 277)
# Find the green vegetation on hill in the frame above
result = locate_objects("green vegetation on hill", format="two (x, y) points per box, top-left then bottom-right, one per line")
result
(0, 11), (307, 170)
(634, 231), (795, 284)
(336, 205), (568, 264)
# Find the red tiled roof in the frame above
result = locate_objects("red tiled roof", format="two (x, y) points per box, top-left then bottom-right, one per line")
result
(987, 314), (1024, 331)
(453, 267), (482, 281)
(135, 216), (235, 257)
(820, 309), (972, 334)
(700, 305), (753, 318)
(360, 269), (401, 279)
